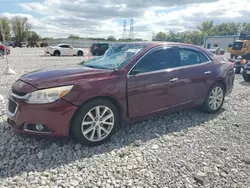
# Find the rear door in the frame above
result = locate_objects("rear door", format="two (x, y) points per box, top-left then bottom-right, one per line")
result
(176, 46), (214, 103)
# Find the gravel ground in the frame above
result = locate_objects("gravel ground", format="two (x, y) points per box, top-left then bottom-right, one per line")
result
(0, 48), (250, 188)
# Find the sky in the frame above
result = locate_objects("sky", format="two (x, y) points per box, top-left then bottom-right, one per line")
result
(0, 0), (250, 40)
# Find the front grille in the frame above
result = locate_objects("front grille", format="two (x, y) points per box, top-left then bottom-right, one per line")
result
(8, 99), (17, 114)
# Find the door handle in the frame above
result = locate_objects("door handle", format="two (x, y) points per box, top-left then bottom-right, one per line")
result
(204, 71), (211, 75)
(169, 77), (179, 82)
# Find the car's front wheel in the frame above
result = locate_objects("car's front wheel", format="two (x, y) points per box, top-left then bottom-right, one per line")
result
(70, 99), (120, 146)
(243, 71), (250, 82)
(77, 50), (84, 56)
(0, 50), (4, 56)
(200, 82), (225, 114)
(54, 50), (60, 56)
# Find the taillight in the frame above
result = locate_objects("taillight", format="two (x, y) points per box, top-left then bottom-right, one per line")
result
(229, 62), (234, 68)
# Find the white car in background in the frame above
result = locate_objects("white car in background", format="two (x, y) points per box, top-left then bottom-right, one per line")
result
(46, 44), (84, 56)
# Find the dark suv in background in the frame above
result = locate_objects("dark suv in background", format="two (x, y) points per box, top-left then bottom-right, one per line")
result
(90, 43), (109, 56)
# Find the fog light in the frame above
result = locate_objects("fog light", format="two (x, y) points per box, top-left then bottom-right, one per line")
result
(36, 124), (44, 131)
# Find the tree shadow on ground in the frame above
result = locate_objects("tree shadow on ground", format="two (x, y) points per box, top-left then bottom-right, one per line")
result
(0, 107), (226, 179)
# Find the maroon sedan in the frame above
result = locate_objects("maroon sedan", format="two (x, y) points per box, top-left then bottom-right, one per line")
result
(0, 42), (10, 56)
(7, 42), (235, 146)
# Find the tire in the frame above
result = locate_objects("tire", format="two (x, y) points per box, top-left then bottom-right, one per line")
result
(200, 82), (225, 114)
(54, 50), (60, 56)
(235, 67), (241, 74)
(0, 50), (4, 56)
(77, 51), (83, 56)
(243, 72), (250, 82)
(70, 99), (120, 146)
(246, 53), (250, 60)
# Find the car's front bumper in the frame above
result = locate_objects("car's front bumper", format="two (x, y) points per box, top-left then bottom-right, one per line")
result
(6, 91), (78, 137)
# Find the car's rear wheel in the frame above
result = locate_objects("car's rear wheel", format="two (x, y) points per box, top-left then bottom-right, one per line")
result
(77, 50), (83, 56)
(70, 99), (120, 146)
(200, 82), (225, 114)
(243, 71), (250, 82)
(54, 50), (60, 56)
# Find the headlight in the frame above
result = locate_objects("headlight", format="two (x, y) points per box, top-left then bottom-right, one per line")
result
(26, 85), (74, 104)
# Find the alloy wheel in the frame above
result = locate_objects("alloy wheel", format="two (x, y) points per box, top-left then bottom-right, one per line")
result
(208, 86), (224, 110)
(81, 106), (114, 142)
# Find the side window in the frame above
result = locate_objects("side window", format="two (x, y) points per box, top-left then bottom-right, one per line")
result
(59, 45), (70, 48)
(214, 44), (218, 47)
(132, 48), (178, 74)
(199, 52), (210, 63)
(179, 49), (200, 66)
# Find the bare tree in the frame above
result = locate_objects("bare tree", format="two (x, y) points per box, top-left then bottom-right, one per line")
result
(11, 16), (31, 42)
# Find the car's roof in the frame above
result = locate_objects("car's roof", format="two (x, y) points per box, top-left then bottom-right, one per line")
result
(111, 41), (200, 47)
(92, 43), (109, 45)
(111, 41), (215, 58)
(57, 43), (72, 46)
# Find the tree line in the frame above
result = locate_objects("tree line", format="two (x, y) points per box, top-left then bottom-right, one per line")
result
(0, 16), (144, 43)
(2, 17), (250, 45)
(0, 16), (41, 43)
(153, 21), (250, 45)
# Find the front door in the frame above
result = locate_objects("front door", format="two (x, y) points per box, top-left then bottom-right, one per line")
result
(176, 47), (214, 103)
(127, 46), (183, 119)
(59, 44), (71, 55)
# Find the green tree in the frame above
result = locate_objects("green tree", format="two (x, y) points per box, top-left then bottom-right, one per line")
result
(41, 37), (53, 40)
(107, 36), (116, 41)
(197, 21), (214, 36)
(11, 16), (31, 42)
(27, 31), (40, 42)
(68, 35), (80, 39)
(240, 22), (250, 34)
(153, 31), (168, 41)
(0, 17), (11, 41)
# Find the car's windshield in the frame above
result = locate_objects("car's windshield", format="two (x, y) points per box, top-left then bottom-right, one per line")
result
(83, 44), (146, 70)
(232, 41), (243, 50)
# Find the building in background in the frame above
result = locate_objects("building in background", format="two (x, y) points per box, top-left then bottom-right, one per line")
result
(203, 35), (240, 51)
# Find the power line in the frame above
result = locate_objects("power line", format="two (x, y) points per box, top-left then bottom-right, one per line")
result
(122, 20), (127, 39)
(129, 18), (134, 39)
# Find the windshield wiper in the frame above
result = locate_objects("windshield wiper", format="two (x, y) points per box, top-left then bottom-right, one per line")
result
(84, 64), (112, 70)
(84, 64), (96, 68)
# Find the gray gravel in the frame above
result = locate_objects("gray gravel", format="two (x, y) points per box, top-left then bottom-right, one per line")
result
(0, 48), (250, 188)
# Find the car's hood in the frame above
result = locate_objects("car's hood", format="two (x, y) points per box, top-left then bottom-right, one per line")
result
(20, 64), (114, 89)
